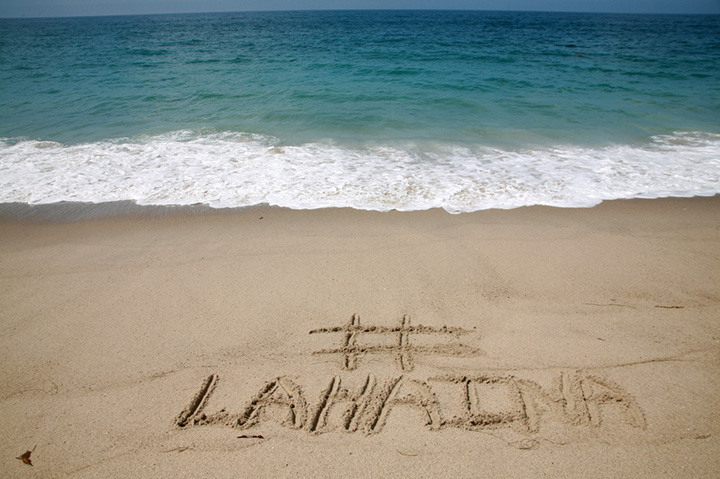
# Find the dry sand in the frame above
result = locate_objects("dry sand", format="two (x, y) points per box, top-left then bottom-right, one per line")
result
(1, 197), (719, 478)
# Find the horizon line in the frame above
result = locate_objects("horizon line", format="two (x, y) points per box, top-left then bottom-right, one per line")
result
(3, 7), (719, 20)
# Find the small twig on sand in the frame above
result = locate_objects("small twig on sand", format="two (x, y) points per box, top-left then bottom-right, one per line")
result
(160, 447), (189, 453)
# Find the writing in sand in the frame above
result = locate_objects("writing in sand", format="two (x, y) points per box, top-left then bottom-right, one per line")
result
(175, 315), (645, 437)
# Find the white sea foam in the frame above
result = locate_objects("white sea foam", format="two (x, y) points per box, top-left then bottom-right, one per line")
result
(1, 130), (719, 213)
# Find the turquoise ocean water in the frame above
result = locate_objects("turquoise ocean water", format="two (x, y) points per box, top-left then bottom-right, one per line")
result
(1, 10), (719, 212)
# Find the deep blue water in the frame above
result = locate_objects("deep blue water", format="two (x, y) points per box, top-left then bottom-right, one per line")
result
(1, 11), (719, 211)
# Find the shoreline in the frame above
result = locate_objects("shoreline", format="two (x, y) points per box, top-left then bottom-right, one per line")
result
(1, 195), (719, 477)
(1, 193), (719, 223)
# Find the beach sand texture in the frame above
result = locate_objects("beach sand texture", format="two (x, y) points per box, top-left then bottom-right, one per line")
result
(1, 197), (719, 477)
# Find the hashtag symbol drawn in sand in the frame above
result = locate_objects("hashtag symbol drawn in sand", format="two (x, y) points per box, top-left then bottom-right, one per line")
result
(309, 314), (482, 371)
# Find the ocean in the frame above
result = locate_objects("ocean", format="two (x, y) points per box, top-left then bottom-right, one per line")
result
(1, 10), (719, 213)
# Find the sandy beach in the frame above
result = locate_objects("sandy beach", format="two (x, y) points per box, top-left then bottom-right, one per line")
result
(1, 196), (719, 478)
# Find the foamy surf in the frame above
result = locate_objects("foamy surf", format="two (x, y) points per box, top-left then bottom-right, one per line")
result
(1, 130), (719, 213)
